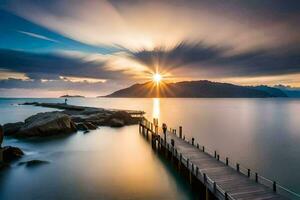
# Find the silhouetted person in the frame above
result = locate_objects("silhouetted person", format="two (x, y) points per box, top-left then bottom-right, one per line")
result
(65, 98), (68, 105)
(0, 124), (3, 148)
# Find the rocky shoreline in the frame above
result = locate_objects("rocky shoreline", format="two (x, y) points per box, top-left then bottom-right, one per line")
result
(0, 102), (145, 168)
(4, 102), (145, 138)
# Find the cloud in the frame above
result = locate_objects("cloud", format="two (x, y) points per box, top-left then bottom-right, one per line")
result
(128, 41), (300, 78)
(8, 0), (300, 52)
(0, 79), (115, 97)
(59, 76), (107, 83)
(18, 30), (59, 43)
(0, 49), (145, 95)
(0, 49), (121, 80)
(0, 69), (31, 81)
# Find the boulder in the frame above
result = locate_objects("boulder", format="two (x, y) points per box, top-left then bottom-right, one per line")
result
(109, 118), (125, 127)
(87, 119), (105, 126)
(0, 162), (9, 170)
(84, 122), (97, 130)
(3, 122), (24, 136)
(0, 125), (3, 147)
(15, 112), (77, 138)
(110, 111), (133, 124)
(18, 159), (49, 167)
(75, 123), (89, 131)
(70, 112), (109, 123)
(2, 146), (24, 162)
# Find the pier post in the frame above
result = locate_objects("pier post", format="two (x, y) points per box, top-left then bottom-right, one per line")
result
(225, 192), (229, 200)
(171, 139), (175, 163)
(247, 169), (251, 177)
(146, 128), (149, 138)
(214, 151), (217, 158)
(166, 143), (169, 157)
(162, 123), (167, 146)
(213, 182), (216, 193)
(192, 138), (194, 145)
(273, 181), (277, 192)
(0, 148), (3, 163)
(139, 123), (141, 133)
(179, 126), (182, 139)
(255, 173), (258, 182)
(189, 164), (193, 185)
(203, 173), (210, 200)
(0, 124), (3, 162)
(179, 153), (182, 171)
(205, 187), (210, 200)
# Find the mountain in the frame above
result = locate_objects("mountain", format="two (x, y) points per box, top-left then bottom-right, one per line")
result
(251, 86), (287, 97)
(274, 85), (300, 97)
(106, 80), (287, 98)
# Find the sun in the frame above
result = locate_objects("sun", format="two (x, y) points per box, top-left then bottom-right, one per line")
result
(153, 73), (162, 84)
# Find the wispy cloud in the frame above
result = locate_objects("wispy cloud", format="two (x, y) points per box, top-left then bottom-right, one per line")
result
(18, 30), (59, 43)
(9, 0), (300, 52)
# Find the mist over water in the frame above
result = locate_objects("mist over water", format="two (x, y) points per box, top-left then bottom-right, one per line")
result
(1, 97), (300, 199)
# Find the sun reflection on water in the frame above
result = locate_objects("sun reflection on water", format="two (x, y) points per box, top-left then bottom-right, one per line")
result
(152, 98), (160, 120)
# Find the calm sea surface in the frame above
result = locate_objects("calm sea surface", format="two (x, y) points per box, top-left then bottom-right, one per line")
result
(1, 98), (300, 199)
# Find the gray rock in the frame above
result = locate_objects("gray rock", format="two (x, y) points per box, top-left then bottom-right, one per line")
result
(0, 162), (10, 170)
(15, 112), (77, 138)
(87, 119), (105, 126)
(84, 122), (97, 130)
(71, 112), (108, 123)
(3, 122), (24, 136)
(75, 123), (89, 131)
(18, 159), (49, 167)
(108, 111), (137, 125)
(2, 146), (24, 162)
(0, 125), (3, 147)
(109, 118), (125, 127)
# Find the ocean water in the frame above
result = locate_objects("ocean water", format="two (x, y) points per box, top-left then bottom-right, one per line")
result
(1, 98), (300, 199)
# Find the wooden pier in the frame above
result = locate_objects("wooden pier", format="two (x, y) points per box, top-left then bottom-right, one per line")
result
(139, 118), (299, 200)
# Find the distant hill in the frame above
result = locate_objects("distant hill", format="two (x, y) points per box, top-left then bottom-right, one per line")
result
(251, 86), (287, 97)
(60, 95), (85, 98)
(274, 85), (300, 97)
(106, 80), (288, 98)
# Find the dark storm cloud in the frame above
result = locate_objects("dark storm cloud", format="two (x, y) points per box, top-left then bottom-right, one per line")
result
(0, 78), (106, 91)
(129, 42), (300, 77)
(0, 49), (119, 80)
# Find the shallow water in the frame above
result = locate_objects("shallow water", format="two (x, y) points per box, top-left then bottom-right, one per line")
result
(1, 97), (300, 199)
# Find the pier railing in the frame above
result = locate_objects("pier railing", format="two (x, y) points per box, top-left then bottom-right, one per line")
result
(140, 118), (300, 200)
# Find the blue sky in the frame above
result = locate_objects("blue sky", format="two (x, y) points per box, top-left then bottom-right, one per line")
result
(0, 9), (119, 54)
(0, 0), (299, 97)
